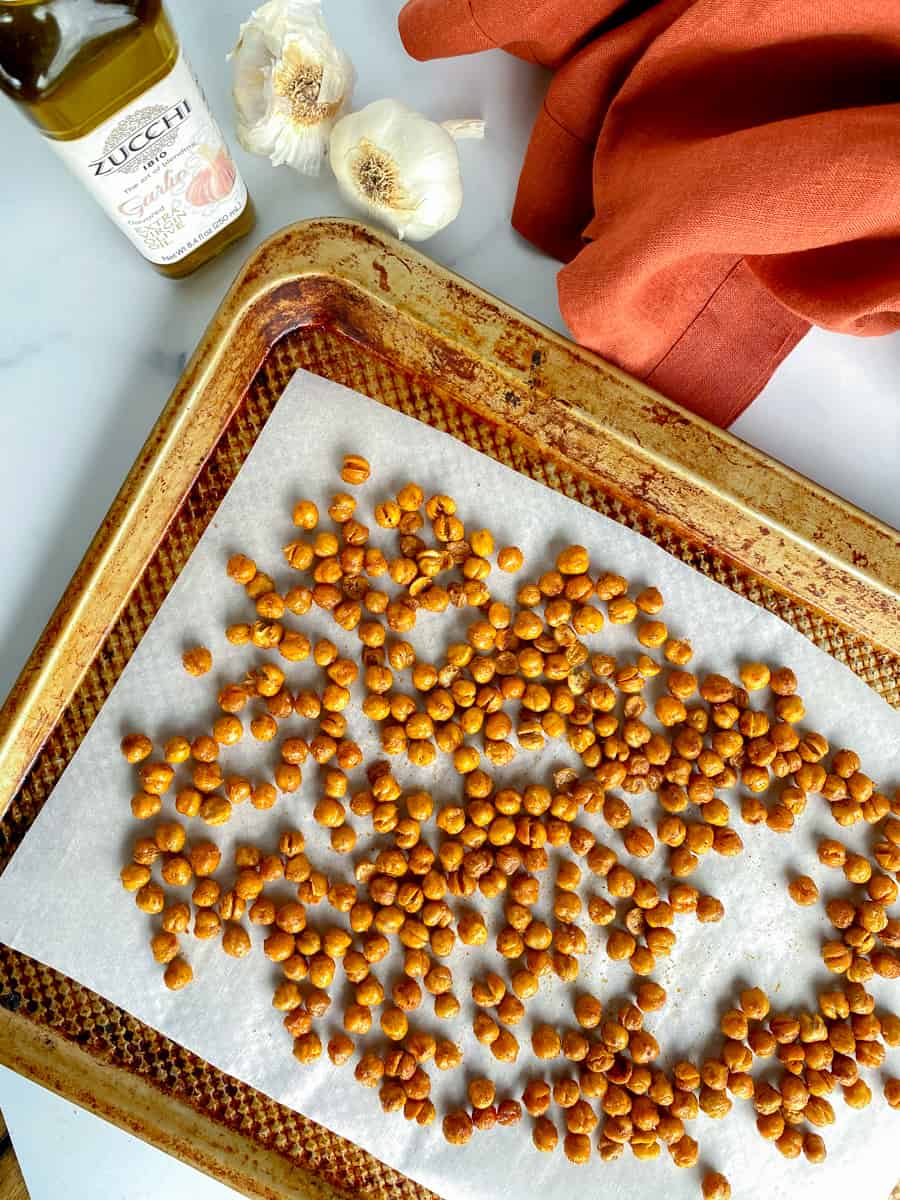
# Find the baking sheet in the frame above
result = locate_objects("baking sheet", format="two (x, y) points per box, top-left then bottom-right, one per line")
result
(0, 370), (898, 1200)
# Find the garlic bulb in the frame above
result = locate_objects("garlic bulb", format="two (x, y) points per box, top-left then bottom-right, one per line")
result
(230, 0), (354, 175)
(329, 99), (485, 242)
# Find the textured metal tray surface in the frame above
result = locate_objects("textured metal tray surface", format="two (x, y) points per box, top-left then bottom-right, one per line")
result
(0, 220), (897, 1199)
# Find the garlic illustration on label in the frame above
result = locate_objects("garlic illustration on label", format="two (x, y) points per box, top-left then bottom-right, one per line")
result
(186, 146), (238, 206)
(329, 99), (484, 242)
(231, 0), (355, 175)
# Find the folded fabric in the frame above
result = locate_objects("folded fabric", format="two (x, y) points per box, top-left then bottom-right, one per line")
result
(399, 0), (900, 425)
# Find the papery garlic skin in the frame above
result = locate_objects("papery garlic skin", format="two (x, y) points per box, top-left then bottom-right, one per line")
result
(330, 99), (475, 241)
(231, 0), (354, 175)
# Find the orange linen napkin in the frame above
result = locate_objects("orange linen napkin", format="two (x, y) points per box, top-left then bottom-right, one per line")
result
(399, 0), (900, 425)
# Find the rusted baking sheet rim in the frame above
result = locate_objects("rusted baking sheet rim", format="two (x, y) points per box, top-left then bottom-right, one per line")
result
(0, 217), (897, 815)
(0, 1006), (356, 1200)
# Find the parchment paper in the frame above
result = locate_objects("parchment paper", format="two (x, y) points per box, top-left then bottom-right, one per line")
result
(1, 371), (898, 1200)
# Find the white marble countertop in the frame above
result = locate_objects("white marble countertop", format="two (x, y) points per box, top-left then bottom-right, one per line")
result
(1, 1), (898, 1195)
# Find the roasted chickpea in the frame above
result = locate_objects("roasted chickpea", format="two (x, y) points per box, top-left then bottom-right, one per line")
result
(702, 1172), (731, 1200)
(182, 646), (212, 676)
(163, 957), (193, 990)
(788, 875), (819, 906)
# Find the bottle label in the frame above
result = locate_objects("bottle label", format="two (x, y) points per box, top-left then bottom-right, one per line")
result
(50, 52), (248, 265)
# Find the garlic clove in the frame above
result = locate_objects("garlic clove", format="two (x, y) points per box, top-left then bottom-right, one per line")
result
(230, 0), (355, 175)
(330, 99), (483, 242)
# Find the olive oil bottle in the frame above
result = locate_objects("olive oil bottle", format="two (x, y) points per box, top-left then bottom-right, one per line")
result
(0, 1), (255, 276)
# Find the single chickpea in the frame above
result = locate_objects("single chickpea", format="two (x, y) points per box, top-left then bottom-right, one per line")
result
(132, 837), (159, 867)
(803, 1133), (827, 1164)
(624, 826), (655, 858)
(670, 1135), (699, 1168)
(192, 879), (220, 909)
(608, 597), (638, 624)
(289, 500), (317, 529)
(245, 570), (274, 599)
(474, 1012), (500, 1045)
(818, 838), (847, 868)
(532, 1024), (561, 1060)
(522, 1080), (551, 1117)
(699, 1087), (731, 1119)
(588, 896), (616, 926)
(511, 969), (538, 1000)
(457, 911), (487, 946)
(248, 713), (277, 743)
(196, 795), (231, 827)
(843, 853), (872, 884)
(607, 865), (636, 897)
(636, 982), (667, 1012)
(139, 762), (174, 796)
(468, 1077), (496, 1109)
(161, 855), (192, 887)
(343, 1003), (372, 1035)
(353, 1053), (384, 1089)
(120, 863), (151, 892)
(634, 586), (664, 614)
(392, 978), (422, 1012)
(574, 994), (603, 1029)
(842, 1079), (871, 1109)
(222, 923), (252, 958)
(442, 1111), (473, 1145)
(434, 1040), (462, 1071)
(164, 736), (191, 765)
(532, 1116), (559, 1153)
(340, 452), (370, 485)
(226, 552), (256, 584)
(121, 733), (153, 763)
(212, 715), (243, 746)
(162, 902), (191, 934)
(770, 667), (797, 695)
(182, 645), (213, 677)
(607, 930), (636, 961)
(775, 1129), (804, 1159)
(193, 763), (224, 794)
(637, 621), (667, 648)
(194, 910), (222, 939)
(163, 957), (193, 990)
(150, 931), (180, 964)
(563, 1133), (591, 1165)
(496, 994), (524, 1026)
(293, 1032), (322, 1065)
(696, 895), (724, 923)
(381, 1006), (409, 1041)
(702, 1172), (731, 1200)
(788, 875), (819, 906)
(497, 1099), (522, 1126)
(471, 972), (506, 1007)
(494, 1027), (520, 1065)
(664, 639), (693, 665)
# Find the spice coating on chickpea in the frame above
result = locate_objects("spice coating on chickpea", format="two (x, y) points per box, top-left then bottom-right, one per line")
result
(341, 453), (371, 485)
(497, 546), (523, 572)
(532, 1116), (558, 1152)
(788, 875), (819, 906)
(164, 958), (193, 990)
(442, 1111), (473, 1145)
(121, 733), (153, 763)
(702, 1172), (731, 1200)
(181, 646), (213, 677)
